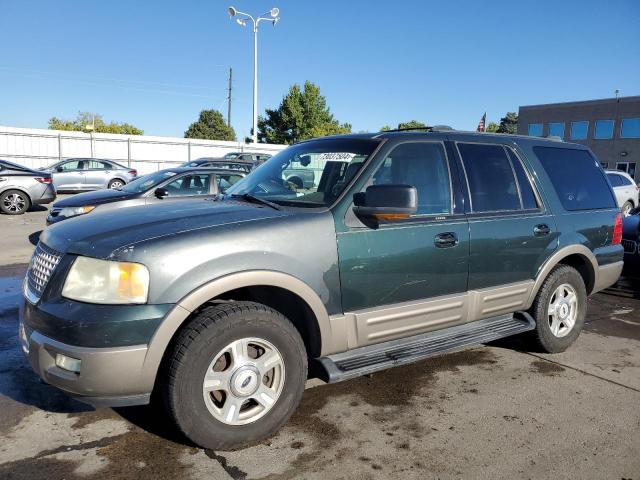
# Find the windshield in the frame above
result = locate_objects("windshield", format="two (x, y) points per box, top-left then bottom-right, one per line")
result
(121, 170), (180, 193)
(225, 138), (380, 207)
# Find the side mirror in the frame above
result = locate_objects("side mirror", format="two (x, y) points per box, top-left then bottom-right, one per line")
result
(154, 187), (169, 199)
(56, 166), (63, 172)
(353, 184), (417, 222)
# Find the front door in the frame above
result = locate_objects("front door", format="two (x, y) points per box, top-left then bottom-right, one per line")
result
(52, 159), (85, 190)
(336, 141), (469, 346)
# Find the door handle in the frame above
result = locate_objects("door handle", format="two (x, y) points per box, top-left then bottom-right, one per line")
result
(434, 232), (458, 248)
(533, 224), (551, 236)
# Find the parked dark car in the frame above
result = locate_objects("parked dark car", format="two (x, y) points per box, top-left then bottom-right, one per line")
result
(621, 211), (640, 284)
(0, 159), (56, 215)
(21, 129), (622, 450)
(46, 167), (245, 224)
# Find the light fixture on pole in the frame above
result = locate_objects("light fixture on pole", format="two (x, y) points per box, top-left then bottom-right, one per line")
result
(228, 6), (280, 143)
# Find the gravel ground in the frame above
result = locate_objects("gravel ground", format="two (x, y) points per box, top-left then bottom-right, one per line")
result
(1, 203), (638, 479)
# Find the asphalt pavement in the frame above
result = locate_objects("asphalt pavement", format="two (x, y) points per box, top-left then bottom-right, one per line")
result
(0, 202), (638, 479)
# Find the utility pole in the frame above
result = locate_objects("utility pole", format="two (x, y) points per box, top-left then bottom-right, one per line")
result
(227, 67), (233, 127)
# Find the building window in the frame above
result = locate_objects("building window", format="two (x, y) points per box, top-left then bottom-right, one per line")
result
(594, 120), (615, 139)
(548, 122), (564, 138)
(620, 118), (640, 138)
(528, 123), (543, 137)
(616, 162), (637, 179)
(570, 121), (589, 140)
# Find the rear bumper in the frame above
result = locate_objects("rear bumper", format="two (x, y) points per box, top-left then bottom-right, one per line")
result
(593, 260), (624, 293)
(20, 320), (153, 407)
(32, 184), (56, 205)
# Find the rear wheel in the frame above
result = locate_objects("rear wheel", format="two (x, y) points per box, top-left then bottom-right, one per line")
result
(108, 179), (125, 190)
(0, 190), (31, 215)
(527, 265), (587, 353)
(163, 302), (307, 450)
(621, 201), (634, 217)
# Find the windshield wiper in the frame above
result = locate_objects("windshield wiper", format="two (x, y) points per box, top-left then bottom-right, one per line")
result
(231, 193), (280, 211)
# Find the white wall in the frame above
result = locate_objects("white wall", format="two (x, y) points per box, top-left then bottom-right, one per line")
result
(0, 126), (287, 174)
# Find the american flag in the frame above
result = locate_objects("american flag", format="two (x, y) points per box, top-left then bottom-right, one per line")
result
(477, 112), (486, 132)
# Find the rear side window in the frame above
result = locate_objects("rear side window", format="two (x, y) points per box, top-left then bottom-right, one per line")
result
(507, 149), (539, 210)
(607, 173), (623, 187)
(534, 147), (616, 211)
(458, 143), (520, 212)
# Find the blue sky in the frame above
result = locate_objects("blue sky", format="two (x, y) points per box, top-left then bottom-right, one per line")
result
(1, 0), (639, 140)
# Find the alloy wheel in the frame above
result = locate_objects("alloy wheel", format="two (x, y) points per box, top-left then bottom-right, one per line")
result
(3, 193), (26, 213)
(202, 337), (285, 426)
(547, 283), (578, 338)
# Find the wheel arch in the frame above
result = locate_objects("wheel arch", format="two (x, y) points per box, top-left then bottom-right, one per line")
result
(527, 245), (597, 308)
(0, 187), (32, 209)
(140, 271), (331, 390)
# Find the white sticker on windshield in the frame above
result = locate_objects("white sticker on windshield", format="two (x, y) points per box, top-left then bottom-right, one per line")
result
(317, 152), (356, 162)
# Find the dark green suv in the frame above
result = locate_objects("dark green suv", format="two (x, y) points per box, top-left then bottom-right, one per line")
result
(20, 129), (623, 450)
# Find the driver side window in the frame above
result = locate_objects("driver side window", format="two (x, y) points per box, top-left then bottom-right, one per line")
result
(372, 142), (452, 216)
(164, 174), (211, 196)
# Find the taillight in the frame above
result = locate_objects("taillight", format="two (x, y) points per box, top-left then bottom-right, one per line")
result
(34, 177), (51, 184)
(128, 170), (137, 176)
(612, 213), (623, 245)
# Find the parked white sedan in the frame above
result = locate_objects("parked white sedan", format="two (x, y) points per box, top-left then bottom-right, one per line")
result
(606, 170), (639, 216)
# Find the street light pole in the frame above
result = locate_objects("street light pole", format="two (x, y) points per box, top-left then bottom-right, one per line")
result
(228, 6), (280, 144)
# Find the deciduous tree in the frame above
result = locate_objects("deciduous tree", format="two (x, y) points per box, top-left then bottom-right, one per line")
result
(184, 109), (236, 141)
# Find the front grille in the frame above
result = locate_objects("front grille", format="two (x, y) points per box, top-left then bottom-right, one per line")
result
(622, 239), (636, 254)
(25, 243), (62, 302)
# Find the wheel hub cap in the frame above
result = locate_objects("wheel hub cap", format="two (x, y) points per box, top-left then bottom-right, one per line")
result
(230, 366), (260, 397)
(548, 283), (578, 338)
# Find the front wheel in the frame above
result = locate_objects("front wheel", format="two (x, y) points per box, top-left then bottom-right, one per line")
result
(527, 265), (587, 353)
(163, 302), (307, 450)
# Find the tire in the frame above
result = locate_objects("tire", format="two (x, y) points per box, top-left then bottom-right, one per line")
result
(0, 189), (31, 215)
(163, 301), (307, 450)
(108, 178), (125, 190)
(621, 201), (634, 217)
(527, 265), (587, 353)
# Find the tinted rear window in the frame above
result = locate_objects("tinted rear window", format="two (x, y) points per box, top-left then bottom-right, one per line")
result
(534, 147), (616, 211)
(607, 173), (623, 187)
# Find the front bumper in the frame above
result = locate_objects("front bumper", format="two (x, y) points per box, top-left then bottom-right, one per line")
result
(19, 316), (153, 407)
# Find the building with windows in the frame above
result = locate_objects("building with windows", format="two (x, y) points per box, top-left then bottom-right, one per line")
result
(518, 96), (640, 178)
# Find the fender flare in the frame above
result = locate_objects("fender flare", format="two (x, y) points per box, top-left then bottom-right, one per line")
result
(526, 244), (597, 307)
(139, 270), (331, 390)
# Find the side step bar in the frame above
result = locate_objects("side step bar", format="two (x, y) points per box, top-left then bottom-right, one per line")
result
(314, 313), (535, 383)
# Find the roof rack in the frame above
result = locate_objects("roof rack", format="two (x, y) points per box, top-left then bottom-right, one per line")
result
(379, 125), (454, 134)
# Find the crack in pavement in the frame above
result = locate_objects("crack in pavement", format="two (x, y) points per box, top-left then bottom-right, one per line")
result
(524, 352), (640, 394)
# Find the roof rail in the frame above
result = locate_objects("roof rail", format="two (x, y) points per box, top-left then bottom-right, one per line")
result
(378, 125), (454, 134)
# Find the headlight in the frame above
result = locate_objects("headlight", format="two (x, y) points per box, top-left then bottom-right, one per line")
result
(59, 206), (95, 218)
(62, 257), (149, 304)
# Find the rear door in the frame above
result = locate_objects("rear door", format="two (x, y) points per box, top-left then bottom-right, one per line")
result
(83, 160), (111, 189)
(454, 141), (558, 314)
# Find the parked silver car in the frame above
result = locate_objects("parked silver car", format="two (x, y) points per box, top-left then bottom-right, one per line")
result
(606, 170), (639, 216)
(0, 159), (56, 215)
(41, 158), (137, 192)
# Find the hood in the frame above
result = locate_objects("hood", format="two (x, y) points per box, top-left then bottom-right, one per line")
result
(53, 188), (136, 207)
(41, 198), (289, 258)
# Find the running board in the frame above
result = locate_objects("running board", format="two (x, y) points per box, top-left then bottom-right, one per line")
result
(314, 313), (535, 383)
